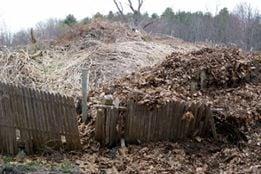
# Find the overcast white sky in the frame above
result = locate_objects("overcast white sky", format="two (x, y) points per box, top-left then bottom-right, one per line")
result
(0, 0), (261, 32)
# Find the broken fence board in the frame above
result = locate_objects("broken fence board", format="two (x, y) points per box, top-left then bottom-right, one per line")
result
(95, 100), (215, 146)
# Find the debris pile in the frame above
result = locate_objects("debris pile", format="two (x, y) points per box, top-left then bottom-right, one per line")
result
(96, 47), (260, 125)
(0, 19), (260, 173)
(180, 48), (255, 89)
(58, 19), (150, 44)
(0, 49), (44, 87)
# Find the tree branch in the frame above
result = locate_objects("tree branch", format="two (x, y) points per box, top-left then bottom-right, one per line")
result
(113, 0), (124, 16)
(137, 0), (144, 12)
(127, 0), (135, 13)
(143, 19), (157, 30)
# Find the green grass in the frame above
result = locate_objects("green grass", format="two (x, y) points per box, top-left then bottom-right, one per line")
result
(2, 156), (13, 164)
(59, 160), (78, 173)
(0, 156), (79, 173)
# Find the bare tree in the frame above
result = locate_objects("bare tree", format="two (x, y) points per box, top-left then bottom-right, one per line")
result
(0, 20), (12, 46)
(113, 0), (144, 27)
(128, 0), (144, 26)
(129, 0), (143, 12)
(233, 3), (257, 49)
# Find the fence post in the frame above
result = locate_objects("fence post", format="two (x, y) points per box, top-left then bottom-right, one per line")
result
(82, 69), (89, 122)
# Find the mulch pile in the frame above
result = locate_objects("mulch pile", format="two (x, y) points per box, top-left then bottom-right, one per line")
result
(96, 47), (260, 125)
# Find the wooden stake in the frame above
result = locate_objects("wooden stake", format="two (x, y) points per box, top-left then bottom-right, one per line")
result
(209, 110), (218, 140)
(82, 69), (88, 122)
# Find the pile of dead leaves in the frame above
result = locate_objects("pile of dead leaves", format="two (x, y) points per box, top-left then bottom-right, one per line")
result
(94, 47), (260, 125)
(75, 126), (261, 173)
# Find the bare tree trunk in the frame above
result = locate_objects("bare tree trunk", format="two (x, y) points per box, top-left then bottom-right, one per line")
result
(30, 28), (37, 44)
(113, 0), (144, 27)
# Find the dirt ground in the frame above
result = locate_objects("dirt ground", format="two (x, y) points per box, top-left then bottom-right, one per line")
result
(76, 127), (260, 173)
(0, 126), (259, 173)
(0, 20), (260, 174)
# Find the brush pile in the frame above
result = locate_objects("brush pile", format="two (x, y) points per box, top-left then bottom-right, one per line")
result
(0, 49), (44, 87)
(58, 19), (150, 44)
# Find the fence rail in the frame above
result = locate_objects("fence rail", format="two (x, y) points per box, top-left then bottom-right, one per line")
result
(95, 100), (215, 146)
(0, 82), (81, 155)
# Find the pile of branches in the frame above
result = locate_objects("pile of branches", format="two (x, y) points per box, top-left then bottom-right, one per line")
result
(0, 49), (44, 88)
(58, 19), (149, 44)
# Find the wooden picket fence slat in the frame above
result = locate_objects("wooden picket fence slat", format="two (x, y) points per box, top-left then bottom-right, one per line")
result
(95, 100), (215, 146)
(0, 82), (81, 155)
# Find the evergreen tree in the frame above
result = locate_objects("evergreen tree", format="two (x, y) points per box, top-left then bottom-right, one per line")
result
(64, 14), (77, 26)
(161, 7), (175, 21)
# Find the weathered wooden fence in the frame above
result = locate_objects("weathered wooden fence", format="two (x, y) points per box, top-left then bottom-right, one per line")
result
(95, 100), (216, 146)
(0, 82), (81, 155)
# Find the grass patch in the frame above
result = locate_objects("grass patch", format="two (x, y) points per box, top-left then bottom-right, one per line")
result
(0, 156), (79, 173)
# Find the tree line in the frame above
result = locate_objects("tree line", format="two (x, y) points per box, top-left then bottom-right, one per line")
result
(0, 2), (260, 51)
(148, 4), (261, 51)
